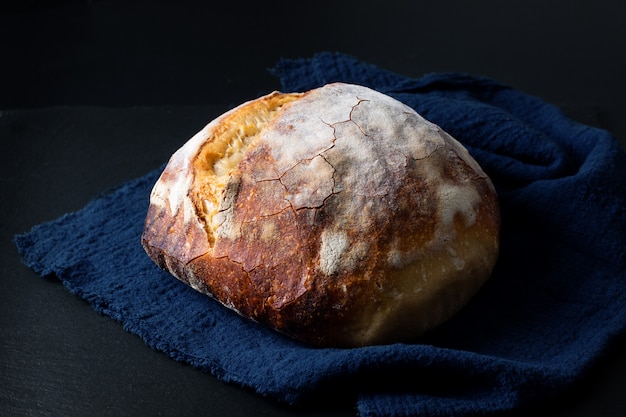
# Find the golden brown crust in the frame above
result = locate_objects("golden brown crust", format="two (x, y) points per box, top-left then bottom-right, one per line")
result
(142, 83), (500, 347)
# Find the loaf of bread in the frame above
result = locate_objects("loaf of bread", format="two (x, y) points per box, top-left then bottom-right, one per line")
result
(142, 83), (500, 347)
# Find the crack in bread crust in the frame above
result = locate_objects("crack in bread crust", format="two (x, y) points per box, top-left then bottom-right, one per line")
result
(191, 92), (302, 247)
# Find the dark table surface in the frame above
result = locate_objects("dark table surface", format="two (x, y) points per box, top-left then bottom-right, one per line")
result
(2, 1), (626, 416)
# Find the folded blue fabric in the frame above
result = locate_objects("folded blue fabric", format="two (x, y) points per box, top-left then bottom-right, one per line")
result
(15, 52), (626, 417)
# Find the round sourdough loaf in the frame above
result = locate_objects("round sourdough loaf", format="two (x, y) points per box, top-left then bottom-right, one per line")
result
(142, 83), (500, 347)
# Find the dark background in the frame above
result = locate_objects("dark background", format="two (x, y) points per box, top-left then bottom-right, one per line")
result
(2, 1), (625, 416)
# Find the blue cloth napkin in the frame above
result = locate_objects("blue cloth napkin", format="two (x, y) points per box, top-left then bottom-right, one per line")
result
(15, 52), (626, 417)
